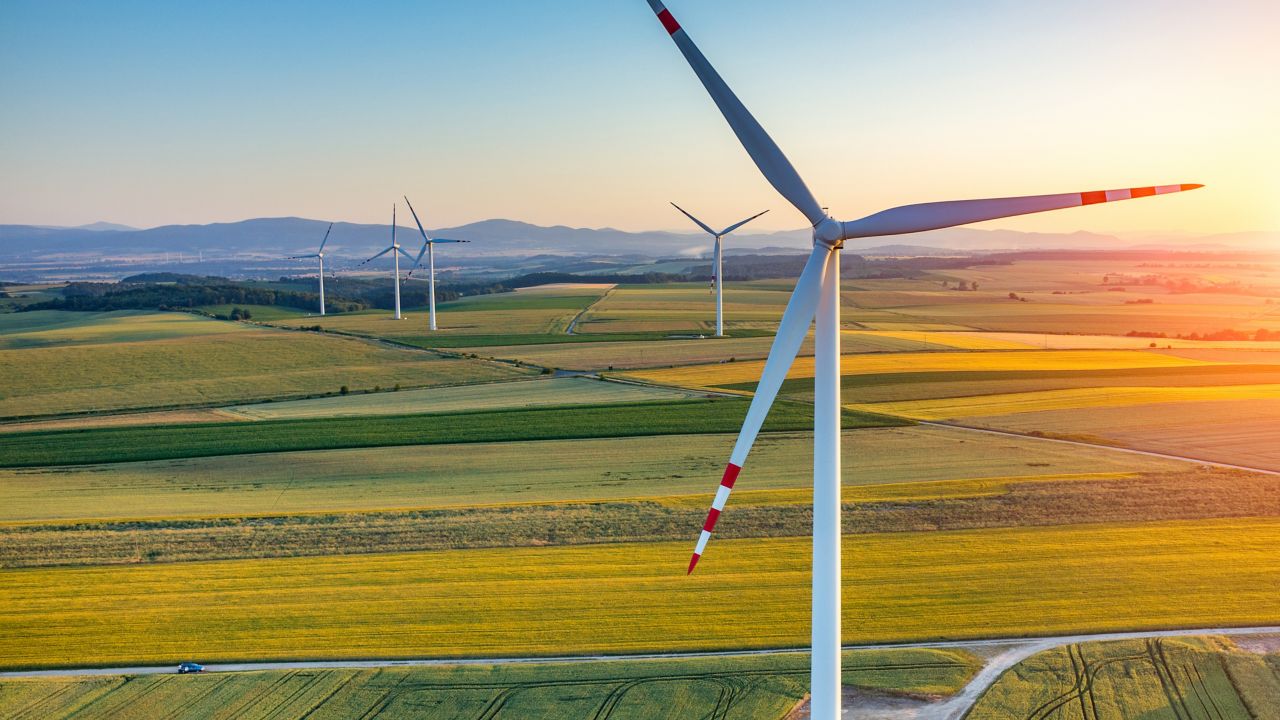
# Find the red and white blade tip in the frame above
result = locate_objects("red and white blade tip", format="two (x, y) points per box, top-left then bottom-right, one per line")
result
(648, 2), (681, 35)
(1079, 184), (1202, 206)
(687, 462), (741, 574)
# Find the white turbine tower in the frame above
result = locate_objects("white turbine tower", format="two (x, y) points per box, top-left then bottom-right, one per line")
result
(358, 205), (413, 320)
(288, 222), (333, 316)
(403, 196), (469, 332)
(669, 203), (767, 337)
(643, 3), (1203, 718)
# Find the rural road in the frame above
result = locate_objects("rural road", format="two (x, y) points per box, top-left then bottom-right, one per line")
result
(7, 625), (1279, 720)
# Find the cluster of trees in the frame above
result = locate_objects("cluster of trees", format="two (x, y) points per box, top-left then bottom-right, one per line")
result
(1126, 328), (1280, 341)
(25, 279), (340, 314)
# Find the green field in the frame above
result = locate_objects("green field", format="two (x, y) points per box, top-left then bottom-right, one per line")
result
(0, 399), (900, 467)
(0, 648), (978, 720)
(0, 312), (530, 419)
(969, 636), (1280, 719)
(221, 377), (704, 420)
(2, 518), (1278, 669)
(0, 425), (1182, 523)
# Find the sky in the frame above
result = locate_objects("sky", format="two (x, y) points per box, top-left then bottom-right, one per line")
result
(1, 0), (1277, 236)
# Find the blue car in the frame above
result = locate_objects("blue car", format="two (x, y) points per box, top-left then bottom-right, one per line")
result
(177, 662), (205, 674)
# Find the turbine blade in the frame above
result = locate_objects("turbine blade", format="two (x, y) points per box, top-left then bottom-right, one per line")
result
(405, 242), (429, 279)
(397, 247), (417, 262)
(318, 222), (333, 254)
(428, 238), (468, 243)
(688, 244), (831, 573)
(646, 2), (826, 227)
(841, 184), (1204, 240)
(670, 202), (717, 237)
(404, 196), (433, 243)
(718, 209), (769, 237)
(287, 254), (319, 260)
(356, 246), (393, 267)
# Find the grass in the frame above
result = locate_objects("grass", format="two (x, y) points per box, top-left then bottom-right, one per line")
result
(968, 636), (1279, 719)
(5, 466), (1274, 568)
(0, 648), (978, 719)
(463, 331), (939, 372)
(623, 349), (1214, 390)
(0, 318), (530, 419)
(961, 397), (1280, 472)
(220, 377), (704, 420)
(195, 304), (309, 321)
(0, 310), (255, 349)
(0, 399), (902, 468)
(0, 426), (1182, 523)
(850, 383), (1280, 420)
(2, 517), (1279, 669)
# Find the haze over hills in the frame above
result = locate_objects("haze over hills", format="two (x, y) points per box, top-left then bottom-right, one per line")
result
(0, 217), (1276, 263)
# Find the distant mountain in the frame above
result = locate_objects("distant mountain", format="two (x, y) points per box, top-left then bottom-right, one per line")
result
(75, 221), (138, 232)
(0, 217), (1274, 262)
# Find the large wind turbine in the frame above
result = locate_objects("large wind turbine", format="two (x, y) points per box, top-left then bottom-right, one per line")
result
(643, 3), (1202, 718)
(288, 222), (333, 315)
(403, 196), (469, 332)
(670, 203), (767, 337)
(358, 205), (414, 320)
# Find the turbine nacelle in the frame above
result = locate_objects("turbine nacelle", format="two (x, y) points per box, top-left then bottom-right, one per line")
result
(813, 217), (842, 249)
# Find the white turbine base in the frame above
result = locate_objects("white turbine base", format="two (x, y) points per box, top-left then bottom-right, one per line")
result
(811, 249), (842, 719)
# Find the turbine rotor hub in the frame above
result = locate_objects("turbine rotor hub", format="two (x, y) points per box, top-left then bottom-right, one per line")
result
(812, 217), (843, 250)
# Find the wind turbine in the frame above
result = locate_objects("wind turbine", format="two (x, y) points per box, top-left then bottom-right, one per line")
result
(288, 222), (333, 315)
(670, 203), (767, 337)
(403, 196), (469, 332)
(643, 3), (1203, 718)
(358, 205), (413, 320)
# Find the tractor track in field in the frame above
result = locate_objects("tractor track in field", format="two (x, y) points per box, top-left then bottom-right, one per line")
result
(9, 627), (1280, 720)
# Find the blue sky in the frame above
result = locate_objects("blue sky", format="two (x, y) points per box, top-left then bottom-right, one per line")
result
(1, 0), (1276, 234)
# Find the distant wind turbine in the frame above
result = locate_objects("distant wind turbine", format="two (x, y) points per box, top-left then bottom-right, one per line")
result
(669, 203), (767, 337)
(357, 205), (413, 320)
(403, 196), (469, 332)
(643, 2), (1203, 718)
(288, 222), (333, 315)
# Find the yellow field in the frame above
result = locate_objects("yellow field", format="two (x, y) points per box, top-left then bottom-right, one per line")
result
(0, 310), (254, 349)
(624, 349), (1212, 389)
(852, 330), (1036, 350)
(0, 426), (1184, 523)
(961, 331), (1280, 351)
(853, 383), (1280, 421)
(3, 517), (1278, 668)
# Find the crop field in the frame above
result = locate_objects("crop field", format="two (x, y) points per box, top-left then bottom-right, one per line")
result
(2, 518), (1278, 669)
(572, 284), (792, 334)
(0, 648), (978, 720)
(463, 331), (941, 371)
(959, 330), (1280, 350)
(220, 377), (703, 420)
(271, 284), (609, 340)
(196, 304), (309, 321)
(968, 636), (1280, 719)
(0, 398), (900, 468)
(0, 310), (255, 349)
(850, 383), (1280, 420)
(622, 349), (1212, 390)
(966, 397), (1280, 471)
(7, 464), (1275, 568)
(0, 315), (529, 419)
(0, 425), (1182, 523)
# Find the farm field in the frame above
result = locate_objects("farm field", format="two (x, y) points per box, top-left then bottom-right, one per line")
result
(0, 312), (530, 419)
(622, 348), (1214, 390)
(0, 310), (255, 349)
(462, 330), (943, 371)
(572, 284), (792, 334)
(0, 648), (979, 720)
(219, 377), (703, 420)
(0, 398), (897, 467)
(271, 284), (609, 340)
(968, 635), (1280, 719)
(3, 518), (1279, 669)
(850, 383), (1280, 420)
(965, 397), (1280, 471)
(0, 425), (1184, 523)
